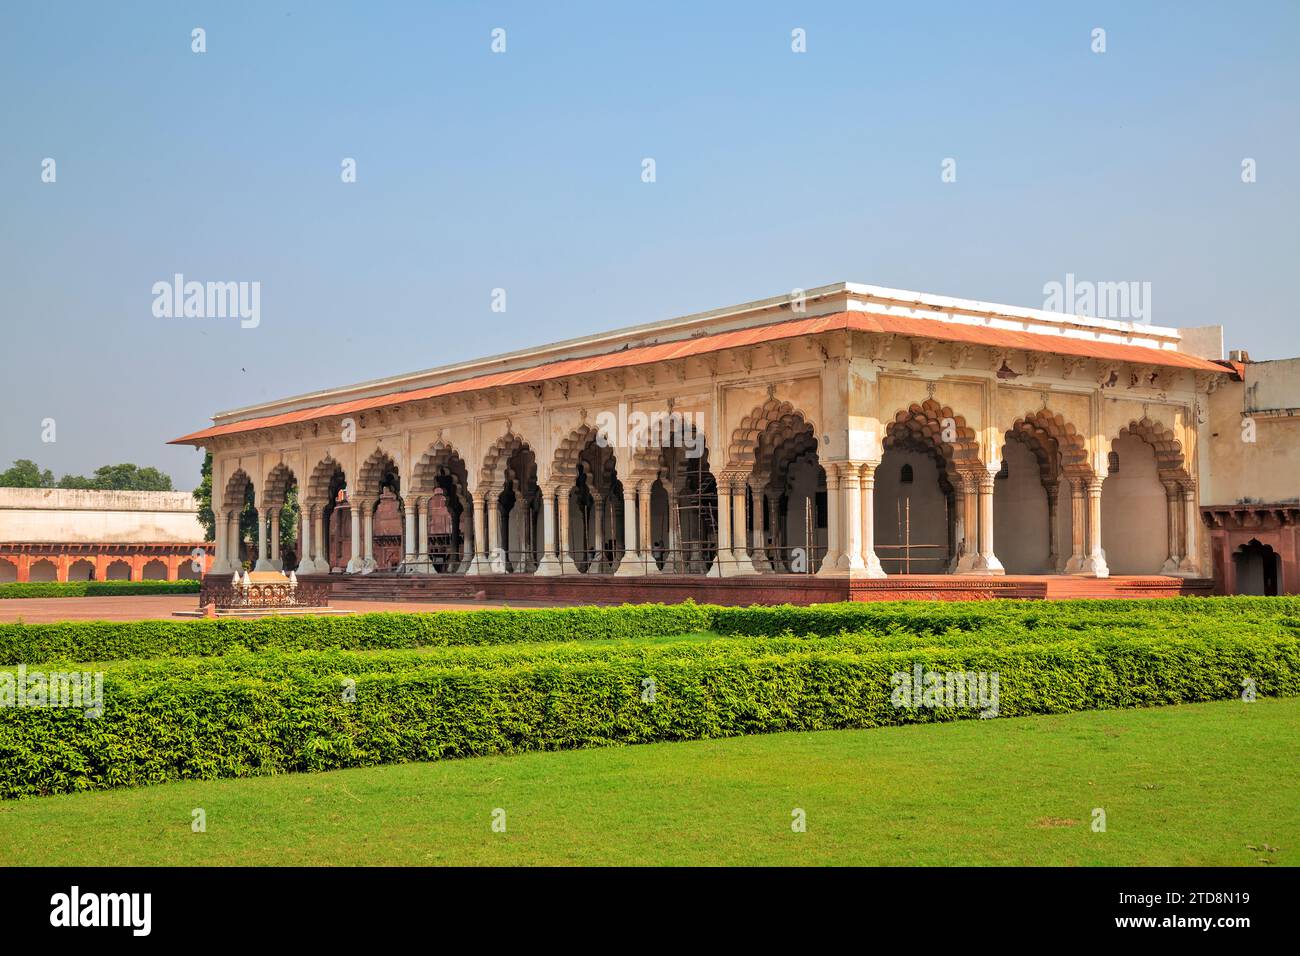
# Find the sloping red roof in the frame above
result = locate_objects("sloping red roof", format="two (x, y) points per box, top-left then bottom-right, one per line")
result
(171, 310), (1233, 444)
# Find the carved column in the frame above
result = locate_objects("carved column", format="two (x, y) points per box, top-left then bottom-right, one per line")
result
(466, 491), (490, 575)
(403, 499), (418, 565)
(229, 509), (243, 571)
(971, 468), (1005, 575)
(415, 497), (433, 573)
(1064, 478), (1087, 573)
(709, 478), (732, 576)
(269, 511), (281, 570)
(638, 480), (661, 573)
(535, 487), (560, 576)
(667, 488), (682, 573)
(1160, 482), (1182, 574)
(859, 462), (887, 578)
(840, 465), (866, 573)
(361, 500), (377, 572)
(1178, 483), (1200, 575)
(729, 478), (755, 575)
(254, 508), (272, 571)
(487, 496), (503, 572)
(346, 498), (363, 573)
(952, 473), (981, 573)
(296, 505), (313, 574)
(312, 507), (327, 572)
(1045, 481), (1061, 573)
(589, 493), (605, 573)
(614, 484), (643, 575)
(1082, 476), (1109, 577)
(211, 509), (228, 573)
(558, 489), (580, 574)
(749, 487), (770, 572)
(816, 463), (842, 576)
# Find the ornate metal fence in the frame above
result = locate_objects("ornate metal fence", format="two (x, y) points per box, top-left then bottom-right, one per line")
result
(199, 579), (331, 610)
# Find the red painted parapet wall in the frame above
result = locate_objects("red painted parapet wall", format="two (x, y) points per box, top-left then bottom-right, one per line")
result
(0, 542), (214, 583)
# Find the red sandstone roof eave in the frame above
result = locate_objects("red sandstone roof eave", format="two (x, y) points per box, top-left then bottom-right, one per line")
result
(168, 310), (1238, 445)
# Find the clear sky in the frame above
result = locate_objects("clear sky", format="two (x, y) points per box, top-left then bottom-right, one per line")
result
(2, 1), (1296, 491)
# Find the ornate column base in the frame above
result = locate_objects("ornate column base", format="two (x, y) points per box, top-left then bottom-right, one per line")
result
(853, 553), (888, 579)
(727, 551), (757, 575)
(968, 550), (1005, 575)
(534, 555), (563, 576)
(254, 558), (276, 572)
(613, 554), (649, 576)
(815, 558), (847, 578)
(1080, 553), (1109, 578)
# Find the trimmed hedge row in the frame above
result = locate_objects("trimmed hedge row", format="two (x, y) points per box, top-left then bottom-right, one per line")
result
(2, 597), (1297, 666)
(0, 580), (202, 600)
(0, 604), (717, 665)
(711, 596), (1300, 637)
(2, 627), (1295, 798)
(28, 618), (1294, 683)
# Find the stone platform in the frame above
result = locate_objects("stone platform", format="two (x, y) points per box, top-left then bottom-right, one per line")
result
(303, 572), (1215, 606)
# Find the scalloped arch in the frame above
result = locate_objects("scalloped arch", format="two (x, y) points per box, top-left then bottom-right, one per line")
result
(262, 462), (298, 507)
(305, 455), (345, 505)
(479, 431), (536, 494)
(221, 468), (253, 509)
(1115, 417), (1190, 484)
(356, 448), (401, 497)
(729, 397), (818, 473)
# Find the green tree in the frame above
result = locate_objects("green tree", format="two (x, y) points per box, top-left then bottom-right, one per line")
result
(77, 463), (173, 491)
(0, 460), (54, 488)
(194, 452), (215, 540)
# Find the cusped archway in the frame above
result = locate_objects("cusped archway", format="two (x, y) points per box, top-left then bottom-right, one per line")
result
(994, 409), (1095, 573)
(1103, 417), (1190, 574)
(877, 399), (981, 573)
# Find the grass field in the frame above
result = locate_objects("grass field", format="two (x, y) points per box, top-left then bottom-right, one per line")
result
(4, 696), (1295, 866)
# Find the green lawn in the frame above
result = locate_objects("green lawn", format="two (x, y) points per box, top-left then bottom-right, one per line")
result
(3, 697), (1295, 866)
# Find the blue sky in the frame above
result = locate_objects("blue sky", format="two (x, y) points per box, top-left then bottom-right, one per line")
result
(2, 1), (1296, 489)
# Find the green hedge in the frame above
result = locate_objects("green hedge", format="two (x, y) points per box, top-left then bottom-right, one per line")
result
(711, 596), (1300, 636)
(2, 627), (1296, 798)
(0, 604), (717, 665)
(0, 580), (202, 600)
(2, 596), (1296, 666)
